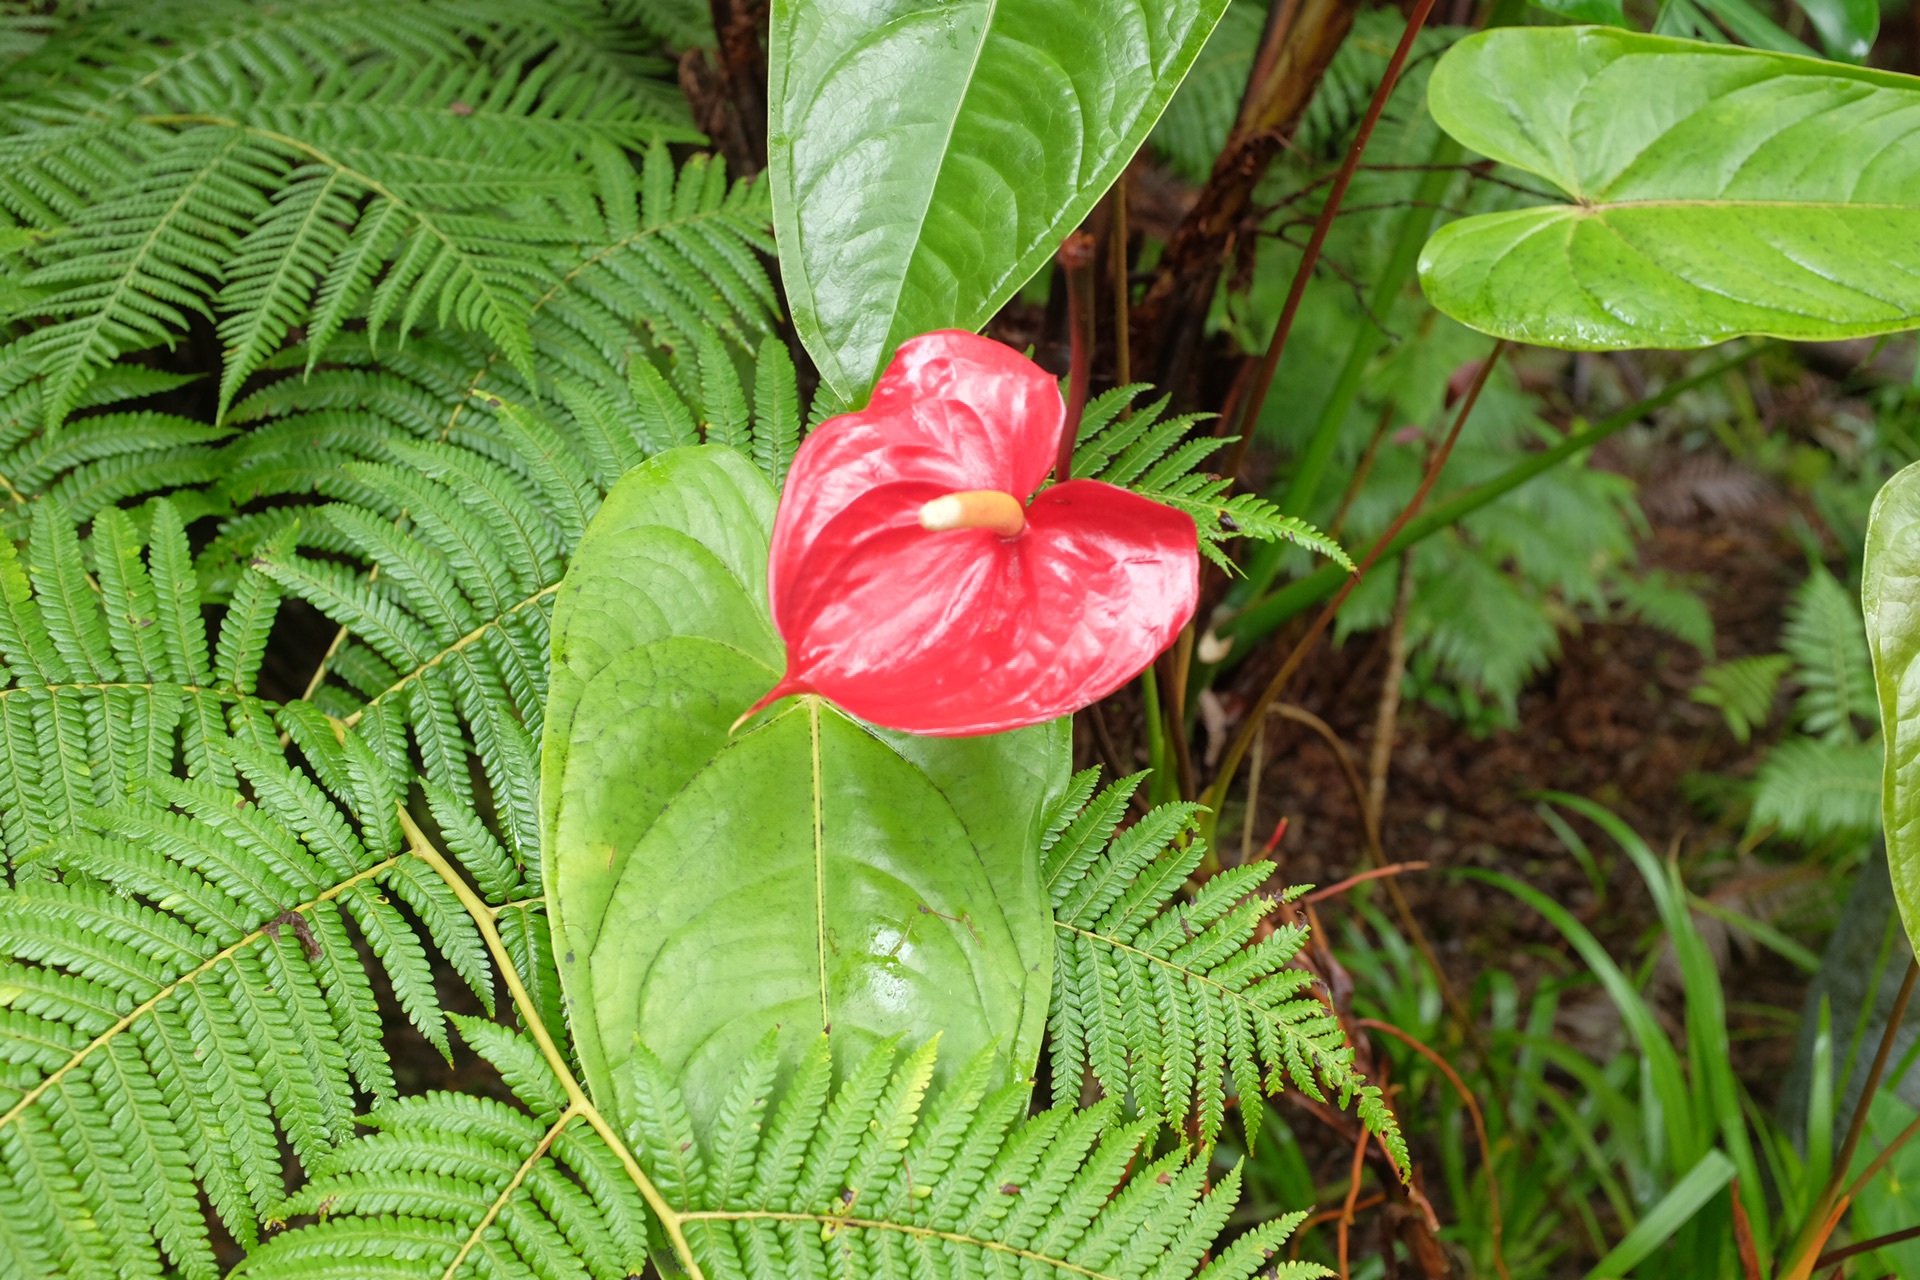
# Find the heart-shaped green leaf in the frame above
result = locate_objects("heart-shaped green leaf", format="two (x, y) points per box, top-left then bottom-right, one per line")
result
(769, 0), (1230, 401)
(541, 446), (1068, 1136)
(1418, 28), (1920, 351)
(1867, 460), (1920, 955)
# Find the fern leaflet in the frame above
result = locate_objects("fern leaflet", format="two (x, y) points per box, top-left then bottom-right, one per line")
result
(1042, 773), (1405, 1164)
(1071, 386), (1351, 574)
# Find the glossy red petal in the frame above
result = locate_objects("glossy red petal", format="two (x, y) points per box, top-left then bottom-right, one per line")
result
(767, 330), (1062, 630)
(771, 479), (1198, 736)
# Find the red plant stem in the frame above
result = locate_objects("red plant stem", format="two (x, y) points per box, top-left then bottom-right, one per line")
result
(1228, 0), (1439, 454)
(1358, 1018), (1508, 1280)
(1204, 340), (1505, 814)
(1259, 814), (1290, 858)
(1836, 959), (1919, 1188)
(1303, 861), (1430, 904)
(1731, 1178), (1762, 1280)
(1817, 1221), (1920, 1269)
(1057, 231), (1098, 481)
(1338, 1121), (1369, 1279)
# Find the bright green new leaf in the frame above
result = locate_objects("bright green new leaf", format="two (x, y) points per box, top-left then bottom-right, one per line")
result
(542, 446), (1069, 1139)
(1419, 29), (1920, 351)
(769, 0), (1230, 400)
(1866, 460), (1920, 955)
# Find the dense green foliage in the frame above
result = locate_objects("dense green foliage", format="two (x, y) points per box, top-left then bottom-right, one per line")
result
(0, 5), (1396, 1278)
(3, 0), (1920, 1277)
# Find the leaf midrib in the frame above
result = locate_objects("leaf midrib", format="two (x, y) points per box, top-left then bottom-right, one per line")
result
(887, 0), (998, 386)
(797, 0), (999, 394)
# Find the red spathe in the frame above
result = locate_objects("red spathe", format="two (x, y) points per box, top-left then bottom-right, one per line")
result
(752, 329), (1199, 736)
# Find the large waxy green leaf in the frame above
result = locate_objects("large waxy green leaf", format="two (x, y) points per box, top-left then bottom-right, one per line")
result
(541, 446), (1069, 1137)
(1417, 28), (1920, 351)
(1867, 460), (1920, 954)
(769, 0), (1230, 400)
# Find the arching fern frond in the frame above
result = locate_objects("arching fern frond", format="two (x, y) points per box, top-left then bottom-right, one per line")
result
(1780, 564), (1876, 744)
(246, 1014), (655, 1280)
(249, 1028), (1330, 1280)
(0, 727), (525, 1276)
(1691, 653), (1790, 745)
(1043, 773), (1404, 1164)
(1071, 386), (1351, 574)
(1750, 736), (1883, 842)
(0, 0), (714, 424)
(210, 326), (794, 893)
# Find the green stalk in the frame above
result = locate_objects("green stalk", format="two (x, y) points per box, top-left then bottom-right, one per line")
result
(1217, 344), (1770, 652)
(1141, 666), (1177, 807)
(1230, 134), (1465, 608)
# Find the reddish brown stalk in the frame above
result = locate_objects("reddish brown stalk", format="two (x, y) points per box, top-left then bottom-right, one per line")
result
(1057, 232), (1098, 481)
(1230, 0), (1441, 457)
(1205, 339), (1504, 814)
(1360, 1019), (1508, 1280)
(1338, 1121), (1370, 1278)
(1816, 1222), (1920, 1269)
(1303, 862), (1430, 903)
(1297, 1192), (1386, 1239)
(1731, 1178), (1762, 1280)
(1133, 0), (1360, 384)
(1836, 960), (1920, 1185)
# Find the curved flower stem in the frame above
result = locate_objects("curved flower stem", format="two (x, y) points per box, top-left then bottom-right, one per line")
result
(1057, 231), (1098, 481)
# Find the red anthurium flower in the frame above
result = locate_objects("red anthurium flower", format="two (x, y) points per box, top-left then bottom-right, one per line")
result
(743, 329), (1199, 737)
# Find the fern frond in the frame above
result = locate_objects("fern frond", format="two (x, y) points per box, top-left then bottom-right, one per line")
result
(0, 497), (280, 865)
(1070, 386), (1350, 573)
(0, 2), (729, 423)
(0, 721), (537, 1273)
(248, 1031), (1329, 1280)
(1611, 569), (1714, 658)
(661, 1037), (1327, 1280)
(1691, 653), (1790, 744)
(1750, 736), (1883, 841)
(1042, 776), (1405, 1165)
(223, 319), (790, 836)
(245, 1017), (652, 1280)
(1781, 565), (1876, 743)
(751, 336), (800, 488)
(0, 346), (231, 538)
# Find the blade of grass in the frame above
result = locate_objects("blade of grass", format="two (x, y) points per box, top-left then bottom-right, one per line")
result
(1541, 793), (1771, 1262)
(1805, 997), (1835, 1219)
(1459, 867), (1697, 1179)
(1688, 893), (1820, 974)
(1582, 1150), (1737, 1280)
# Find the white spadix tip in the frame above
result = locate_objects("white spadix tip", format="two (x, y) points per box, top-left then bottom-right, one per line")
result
(918, 495), (966, 532)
